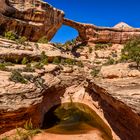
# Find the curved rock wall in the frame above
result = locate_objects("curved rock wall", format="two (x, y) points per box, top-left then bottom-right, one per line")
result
(0, 0), (64, 41)
(63, 18), (140, 44)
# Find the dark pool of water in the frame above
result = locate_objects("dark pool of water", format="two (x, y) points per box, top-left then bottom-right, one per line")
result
(42, 102), (113, 140)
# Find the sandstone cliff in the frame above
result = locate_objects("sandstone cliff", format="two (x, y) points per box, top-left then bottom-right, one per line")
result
(0, 0), (64, 41)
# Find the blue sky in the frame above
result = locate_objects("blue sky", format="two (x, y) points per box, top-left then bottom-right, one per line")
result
(46, 0), (140, 43)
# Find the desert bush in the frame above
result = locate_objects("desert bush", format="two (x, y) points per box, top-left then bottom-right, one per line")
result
(95, 43), (112, 50)
(4, 31), (16, 41)
(53, 57), (60, 64)
(104, 58), (115, 65)
(54, 43), (63, 49)
(0, 63), (7, 71)
(13, 120), (42, 140)
(34, 43), (39, 49)
(23, 63), (35, 72)
(76, 61), (84, 67)
(21, 57), (28, 65)
(120, 54), (129, 62)
(121, 37), (140, 69)
(0, 62), (15, 71)
(9, 70), (27, 84)
(95, 61), (101, 64)
(65, 58), (75, 65)
(63, 39), (77, 51)
(89, 47), (93, 53)
(38, 36), (48, 44)
(33, 62), (44, 69)
(40, 51), (48, 65)
(90, 68), (100, 77)
(17, 36), (27, 45)
(1, 137), (9, 140)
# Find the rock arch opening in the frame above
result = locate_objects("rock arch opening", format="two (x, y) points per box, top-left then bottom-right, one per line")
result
(51, 25), (78, 43)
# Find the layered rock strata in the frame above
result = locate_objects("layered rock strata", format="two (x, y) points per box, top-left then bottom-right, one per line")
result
(0, 0), (64, 41)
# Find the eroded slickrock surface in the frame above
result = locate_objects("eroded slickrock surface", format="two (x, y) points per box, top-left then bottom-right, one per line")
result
(0, 38), (139, 140)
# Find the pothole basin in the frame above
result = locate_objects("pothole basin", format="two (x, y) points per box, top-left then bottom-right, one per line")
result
(41, 102), (113, 140)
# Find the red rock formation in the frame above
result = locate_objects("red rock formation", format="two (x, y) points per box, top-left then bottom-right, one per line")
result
(63, 18), (140, 44)
(0, 0), (64, 41)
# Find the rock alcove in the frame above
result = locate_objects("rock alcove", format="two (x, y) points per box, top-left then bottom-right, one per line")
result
(41, 102), (113, 140)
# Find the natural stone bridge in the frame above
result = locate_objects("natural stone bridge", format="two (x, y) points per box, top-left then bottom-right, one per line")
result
(63, 18), (140, 44)
(1, 0), (140, 44)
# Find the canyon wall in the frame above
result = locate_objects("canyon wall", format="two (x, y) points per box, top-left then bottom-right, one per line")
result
(63, 18), (140, 44)
(0, 0), (64, 41)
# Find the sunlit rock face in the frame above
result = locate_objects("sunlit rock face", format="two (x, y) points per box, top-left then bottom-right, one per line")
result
(0, 0), (64, 41)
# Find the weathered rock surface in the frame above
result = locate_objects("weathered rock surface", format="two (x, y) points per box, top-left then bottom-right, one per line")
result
(90, 78), (140, 140)
(100, 63), (140, 78)
(0, 38), (74, 62)
(63, 18), (140, 44)
(0, 0), (64, 41)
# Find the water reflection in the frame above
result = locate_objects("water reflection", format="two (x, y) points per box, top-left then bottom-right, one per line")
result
(42, 102), (113, 140)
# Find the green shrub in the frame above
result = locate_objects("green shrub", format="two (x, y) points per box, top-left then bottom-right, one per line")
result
(34, 62), (44, 69)
(60, 59), (65, 65)
(23, 63), (35, 72)
(40, 51), (46, 59)
(17, 36), (27, 44)
(38, 36), (48, 44)
(41, 58), (48, 65)
(24, 119), (33, 130)
(120, 54), (129, 62)
(40, 51), (48, 65)
(21, 57), (28, 65)
(54, 43), (63, 49)
(1, 137), (9, 140)
(121, 37), (140, 69)
(0, 62), (15, 71)
(35, 43), (39, 49)
(90, 69), (100, 77)
(14, 119), (43, 140)
(31, 52), (48, 69)
(76, 61), (84, 67)
(95, 43), (112, 50)
(4, 62), (14, 66)
(0, 63), (6, 71)
(9, 70), (27, 84)
(63, 39), (77, 51)
(65, 58), (75, 65)
(53, 57), (60, 64)
(104, 58), (115, 65)
(89, 47), (93, 53)
(95, 61), (101, 64)
(4, 31), (16, 41)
